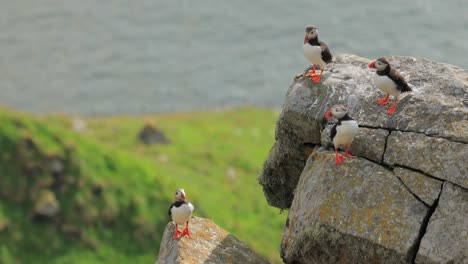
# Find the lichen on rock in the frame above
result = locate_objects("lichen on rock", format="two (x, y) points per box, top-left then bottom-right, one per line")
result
(156, 217), (269, 264)
(282, 222), (405, 264)
(384, 131), (468, 189)
(417, 182), (468, 263)
(281, 150), (428, 263)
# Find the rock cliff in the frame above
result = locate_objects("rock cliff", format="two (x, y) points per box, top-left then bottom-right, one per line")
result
(259, 54), (467, 263)
(156, 217), (269, 264)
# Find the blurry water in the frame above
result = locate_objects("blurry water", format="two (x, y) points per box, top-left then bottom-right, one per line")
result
(0, 0), (467, 114)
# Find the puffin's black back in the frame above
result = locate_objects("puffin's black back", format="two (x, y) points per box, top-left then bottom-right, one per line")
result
(330, 124), (337, 141)
(319, 41), (333, 63)
(307, 37), (333, 64)
(376, 63), (411, 93)
(389, 68), (412, 92)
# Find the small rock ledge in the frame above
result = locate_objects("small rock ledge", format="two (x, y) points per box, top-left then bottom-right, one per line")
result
(156, 217), (269, 264)
(259, 54), (467, 263)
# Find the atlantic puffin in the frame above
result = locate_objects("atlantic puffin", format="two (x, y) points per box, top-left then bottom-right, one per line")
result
(325, 105), (359, 165)
(168, 188), (195, 239)
(368, 57), (412, 115)
(303, 25), (333, 83)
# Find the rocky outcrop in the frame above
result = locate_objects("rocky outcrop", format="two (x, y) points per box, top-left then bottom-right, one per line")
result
(156, 217), (269, 264)
(34, 190), (60, 218)
(138, 123), (169, 145)
(259, 54), (468, 263)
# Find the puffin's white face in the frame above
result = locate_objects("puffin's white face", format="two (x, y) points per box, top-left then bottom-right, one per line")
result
(307, 27), (318, 38)
(174, 189), (186, 201)
(369, 57), (391, 72)
(330, 105), (348, 119)
(373, 60), (389, 71)
(304, 25), (318, 43)
(307, 29), (318, 39)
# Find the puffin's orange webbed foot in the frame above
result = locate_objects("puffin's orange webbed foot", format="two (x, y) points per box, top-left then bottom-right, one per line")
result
(387, 105), (396, 115)
(305, 64), (317, 79)
(305, 70), (316, 77)
(173, 229), (183, 240)
(182, 228), (190, 238)
(377, 96), (390, 105)
(335, 154), (344, 165)
(311, 74), (322, 83)
(344, 146), (355, 158)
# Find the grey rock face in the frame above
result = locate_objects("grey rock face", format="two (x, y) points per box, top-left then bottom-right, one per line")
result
(350, 128), (389, 163)
(417, 183), (468, 264)
(259, 135), (311, 209)
(260, 54), (468, 263)
(259, 54), (468, 210)
(281, 150), (426, 263)
(385, 131), (468, 189)
(156, 217), (269, 264)
(394, 167), (443, 206)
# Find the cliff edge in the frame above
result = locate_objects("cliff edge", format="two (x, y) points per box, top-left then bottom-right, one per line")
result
(259, 54), (467, 263)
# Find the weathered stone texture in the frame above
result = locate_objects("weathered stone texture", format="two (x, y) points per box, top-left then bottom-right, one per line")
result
(259, 54), (468, 210)
(281, 150), (428, 263)
(417, 183), (468, 264)
(260, 54), (468, 263)
(385, 131), (468, 189)
(156, 217), (269, 264)
(394, 167), (443, 206)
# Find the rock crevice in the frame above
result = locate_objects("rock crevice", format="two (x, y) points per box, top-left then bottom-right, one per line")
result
(394, 174), (432, 209)
(381, 129), (391, 164)
(406, 183), (443, 263)
(357, 124), (468, 144)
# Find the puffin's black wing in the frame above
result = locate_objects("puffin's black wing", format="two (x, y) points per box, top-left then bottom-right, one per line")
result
(168, 203), (174, 216)
(319, 40), (333, 63)
(330, 123), (338, 141)
(389, 68), (411, 93)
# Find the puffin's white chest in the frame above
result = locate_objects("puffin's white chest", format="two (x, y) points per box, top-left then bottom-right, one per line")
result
(171, 203), (194, 224)
(333, 120), (359, 147)
(303, 44), (324, 65)
(373, 74), (399, 96)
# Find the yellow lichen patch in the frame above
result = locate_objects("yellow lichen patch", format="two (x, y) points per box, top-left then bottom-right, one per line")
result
(317, 198), (343, 223)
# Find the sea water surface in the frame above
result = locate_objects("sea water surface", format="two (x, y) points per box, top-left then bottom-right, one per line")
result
(0, 0), (467, 114)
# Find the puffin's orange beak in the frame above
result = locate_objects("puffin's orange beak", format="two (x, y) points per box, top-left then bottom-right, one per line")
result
(368, 61), (375, 68)
(325, 109), (332, 119)
(181, 193), (185, 200)
(304, 34), (308, 44)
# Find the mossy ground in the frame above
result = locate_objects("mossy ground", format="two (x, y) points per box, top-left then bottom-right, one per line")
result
(0, 107), (286, 263)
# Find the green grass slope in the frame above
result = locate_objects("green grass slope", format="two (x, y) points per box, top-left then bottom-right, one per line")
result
(0, 108), (286, 263)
